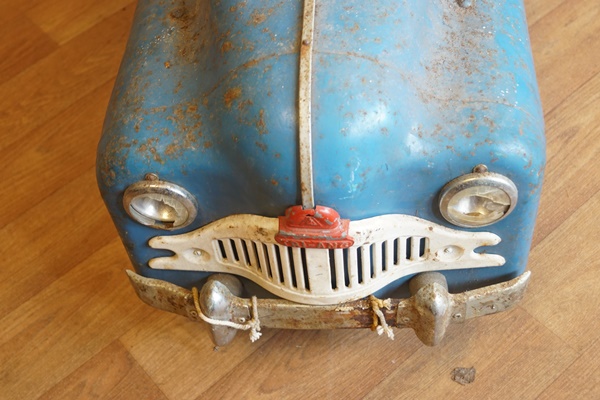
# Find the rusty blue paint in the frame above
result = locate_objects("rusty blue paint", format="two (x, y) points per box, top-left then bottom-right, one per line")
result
(97, 0), (545, 295)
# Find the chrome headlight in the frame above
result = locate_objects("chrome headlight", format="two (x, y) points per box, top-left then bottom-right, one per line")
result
(123, 174), (197, 230)
(439, 165), (518, 228)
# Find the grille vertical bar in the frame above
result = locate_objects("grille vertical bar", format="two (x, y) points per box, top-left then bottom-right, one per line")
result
(360, 246), (371, 284)
(410, 236), (421, 261)
(333, 249), (345, 289)
(267, 244), (281, 283)
(347, 248), (358, 288)
(255, 242), (271, 280)
(247, 240), (260, 273)
(278, 244), (294, 289)
(291, 247), (306, 291)
(233, 239), (246, 265)
(372, 242), (382, 279)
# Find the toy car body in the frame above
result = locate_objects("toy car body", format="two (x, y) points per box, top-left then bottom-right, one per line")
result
(97, 0), (545, 345)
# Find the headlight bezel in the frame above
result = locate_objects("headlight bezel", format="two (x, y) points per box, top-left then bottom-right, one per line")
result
(438, 166), (518, 228)
(123, 175), (198, 230)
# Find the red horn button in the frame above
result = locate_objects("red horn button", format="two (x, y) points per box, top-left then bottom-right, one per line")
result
(275, 205), (354, 249)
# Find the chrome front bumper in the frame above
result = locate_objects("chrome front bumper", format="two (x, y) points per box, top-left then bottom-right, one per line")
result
(127, 270), (530, 347)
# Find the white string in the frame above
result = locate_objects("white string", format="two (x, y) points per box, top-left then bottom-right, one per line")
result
(370, 296), (395, 340)
(192, 287), (262, 342)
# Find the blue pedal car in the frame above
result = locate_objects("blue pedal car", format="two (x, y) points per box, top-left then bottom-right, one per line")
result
(97, 0), (545, 346)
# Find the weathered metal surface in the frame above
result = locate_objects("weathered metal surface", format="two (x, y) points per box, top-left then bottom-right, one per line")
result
(127, 270), (530, 346)
(147, 213), (504, 305)
(98, 0), (545, 298)
(298, 0), (316, 209)
(198, 274), (246, 346)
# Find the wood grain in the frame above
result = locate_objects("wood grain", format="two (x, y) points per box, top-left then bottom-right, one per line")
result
(1, 1), (598, 399)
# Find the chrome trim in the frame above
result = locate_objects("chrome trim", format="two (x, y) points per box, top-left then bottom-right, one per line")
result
(299, 0), (316, 209)
(126, 270), (531, 347)
(438, 169), (518, 228)
(123, 176), (198, 230)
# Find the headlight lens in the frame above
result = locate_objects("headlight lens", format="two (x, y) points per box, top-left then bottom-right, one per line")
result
(439, 166), (518, 228)
(123, 175), (197, 230)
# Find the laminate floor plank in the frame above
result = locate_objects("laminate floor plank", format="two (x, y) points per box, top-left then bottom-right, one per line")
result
(120, 312), (280, 400)
(529, 0), (600, 114)
(0, 168), (118, 318)
(0, 8), (58, 85)
(39, 340), (168, 400)
(26, 0), (135, 45)
(532, 71), (600, 246)
(538, 337), (600, 400)
(0, 239), (153, 399)
(0, 4), (135, 152)
(0, 80), (115, 229)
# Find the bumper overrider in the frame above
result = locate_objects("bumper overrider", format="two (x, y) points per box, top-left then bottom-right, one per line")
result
(127, 209), (530, 346)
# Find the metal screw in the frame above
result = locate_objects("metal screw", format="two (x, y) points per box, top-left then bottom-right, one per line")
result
(193, 249), (204, 257)
(473, 164), (488, 173)
(457, 0), (473, 8)
(302, 39), (311, 46)
(144, 173), (159, 181)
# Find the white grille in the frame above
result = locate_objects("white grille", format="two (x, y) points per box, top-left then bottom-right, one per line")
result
(148, 214), (504, 305)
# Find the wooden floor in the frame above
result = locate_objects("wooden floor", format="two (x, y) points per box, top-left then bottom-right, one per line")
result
(1, 0), (598, 399)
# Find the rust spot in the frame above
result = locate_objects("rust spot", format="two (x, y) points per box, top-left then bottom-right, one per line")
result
(255, 141), (267, 152)
(204, 141), (213, 149)
(221, 41), (233, 53)
(229, 2), (247, 13)
(243, 59), (259, 69)
(224, 87), (242, 109)
(164, 61), (171, 69)
(173, 81), (183, 94)
(300, 182), (308, 193)
(164, 143), (178, 156)
(170, 7), (189, 21)
(237, 99), (254, 111)
(249, 10), (267, 25)
(257, 109), (267, 135)
(270, 178), (279, 186)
